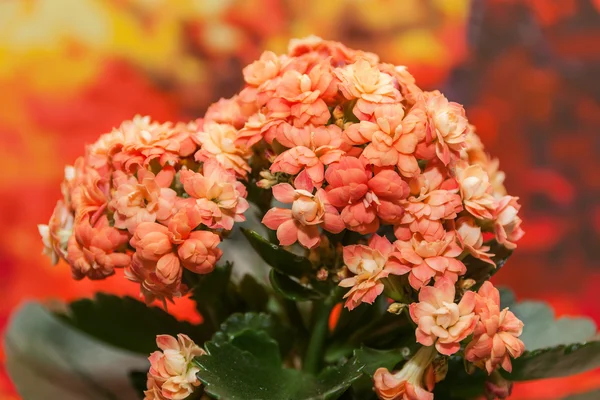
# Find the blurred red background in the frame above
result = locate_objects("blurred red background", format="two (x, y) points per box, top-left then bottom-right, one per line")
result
(1, 0), (599, 398)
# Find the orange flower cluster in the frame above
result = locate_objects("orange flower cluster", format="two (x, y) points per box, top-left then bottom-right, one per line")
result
(39, 116), (250, 304)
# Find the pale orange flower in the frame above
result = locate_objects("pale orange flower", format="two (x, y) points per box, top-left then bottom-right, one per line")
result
(325, 157), (408, 234)
(67, 215), (130, 280)
(461, 128), (507, 199)
(409, 278), (477, 355)
(179, 160), (249, 230)
(113, 116), (197, 171)
(344, 103), (422, 177)
(38, 200), (74, 265)
(455, 162), (496, 220)
(394, 232), (466, 291)
(339, 235), (406, 310)
(110, 168), (177, 233)
(395, 164), (462, 242)
(145, 334), (205, 400)
(262, 172), (344, 249)
(335, 58), (401, 119)
(373, 346), (436, 400)
(204, 96), (256, 130)
(456, 216), (495, 265)
(194, 121), (252, 178)
(243, 50), (285, 87)
(494, 196), (525, 250)
(270, 124), (346, 186)
(465, 282), (525, 374)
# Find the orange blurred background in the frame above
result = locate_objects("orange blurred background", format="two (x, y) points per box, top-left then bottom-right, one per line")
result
(1, 1), (599, 398)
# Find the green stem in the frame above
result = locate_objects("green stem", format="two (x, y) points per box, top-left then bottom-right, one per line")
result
(303, 288), (342, 374)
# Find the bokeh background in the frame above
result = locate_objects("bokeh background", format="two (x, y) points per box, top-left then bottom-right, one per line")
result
(1, 0), (599, 398)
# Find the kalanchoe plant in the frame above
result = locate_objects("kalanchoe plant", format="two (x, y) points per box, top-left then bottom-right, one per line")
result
(23, 36), (599, 400)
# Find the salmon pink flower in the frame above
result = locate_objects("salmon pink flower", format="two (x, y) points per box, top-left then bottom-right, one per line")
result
(145, 334), (205, 400)
(177, 231), (222, 274)
(465, 282), (525, 374)
(494, 196), (525, 250)
(110, 168), (177, 233)
(130, 222), (180, 286)
(336, 58), (401, 119)
(395, 164), (463, 242)
(409, 278), (477, 355)
(204, 96), (255, 130)
(270, 124), (346, 186)
(325, 157), (408, 233)
(344, 104), (422, 177)
(235, 112), (270, 148)
(456, 162), (496, 220)
(339, 235), (406, 310)
(194, 121), (252, 178)
(113, 116), (197, 171)
(243, 51), (285, 87)
(288, 35), (379, 66)
(179, 160), (249, 230)
(66, 215), (130, 280)
(394, 232), (466, 290)
(407, 92), (468, 165)
(456, 216), (495, 265)
(373, 346), (436, 400)
(262, 172), (344, 249)
(39, 200), (74, 265)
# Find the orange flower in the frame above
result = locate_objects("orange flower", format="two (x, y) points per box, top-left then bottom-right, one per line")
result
(456, 162), (496, 220)
(179, 160), (249, 231)
(66, 215), (130, 280)
(339, 235), (406, 310)
(494, 196), (525, 250)
(409, 278), (477, 355)
(110, 168), (177, 233)
(465, 282), (525, 374)
(456, 216), (495, 265)
(394, 232), (466, 291)
(38, 200), (74, 265)
(262, 172), (344, 249)
(145, 334), (205, 400)
(194, 121), (252, 178)
(373, 346), (436, 400)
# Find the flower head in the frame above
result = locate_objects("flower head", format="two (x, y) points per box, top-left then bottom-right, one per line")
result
(373, 346), (436, 400)
(194, 121), (252, 178)
(494, 196), (525, 250)
(262, 172), (344, 249)
(409, 278), (477, 355)
(465, 282), (525, 374)
(339, 235), (406, 310)
(39, 200), (74, 265)
(145, 334), (205, 400)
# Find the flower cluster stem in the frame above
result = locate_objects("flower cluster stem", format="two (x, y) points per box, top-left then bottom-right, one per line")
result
(303, 287), (342, 374)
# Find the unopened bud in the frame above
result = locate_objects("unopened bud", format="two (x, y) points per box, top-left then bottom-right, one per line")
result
(337, 267), (350, 281)
(316, 268), (328, 281)
(459, 278), (476, 292)
(257, 170), (277, 189)
(332, 105), (344, 121)
(387, 302), (407, 315)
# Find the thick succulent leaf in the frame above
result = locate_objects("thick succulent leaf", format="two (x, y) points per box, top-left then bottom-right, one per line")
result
(5, 302), (148, 400)
(270, 269), (324, 301)
(196, 325), (363, 400)
(241, 228), (313, 277)
(564, 389), (600, 399)
(506, 341), (600, 381)
(511, 301), (596, 351)
(58, 293), (209, 355)
(353, 347), (411, 377)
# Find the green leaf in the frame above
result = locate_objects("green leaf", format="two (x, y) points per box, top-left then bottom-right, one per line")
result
(196, 334), (364, 400)
(511, 301), (596, 350)
(463, 241), (512, 288)
(241, 228), (313, 277)
(564, 389), (600, 400)
(505, 341), (600, 381)
(270, 269), (324, 301)
(216, 312), (292, 356)
(6, 302), (148, 400)
(58, 293), (209, 355)
(353, 347), (410, 377)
